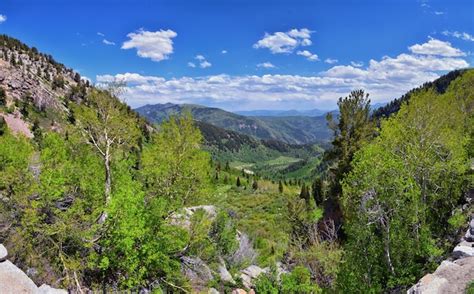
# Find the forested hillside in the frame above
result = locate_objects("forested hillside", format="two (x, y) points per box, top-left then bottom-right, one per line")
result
(136, 103), (331, 144)
(0, 34), (472, 293)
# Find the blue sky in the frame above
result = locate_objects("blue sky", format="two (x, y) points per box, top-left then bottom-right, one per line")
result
(0, 0), (473, 110)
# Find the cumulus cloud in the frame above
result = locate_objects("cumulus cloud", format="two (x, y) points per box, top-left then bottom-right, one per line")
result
(350, 61), (364, 67)
(0, 14), (6, 23)
(195, 55), (206, 61)
(122, 29), (177, 62)
(97, 32), (105, 37)
(190, 55), (212, 68)
(253, 28), (313, 54)
(409, 38), (465, 56)
(442, 31), (474, 42)
(102, 39), (116, 46)
(324, 58), (338, 64)
(221, 50), (228, 54)
(98, 37), (469, 110)
(297, 50), (319, 61)
(200, 61), (212, 68)
(257, 62), (276, 68)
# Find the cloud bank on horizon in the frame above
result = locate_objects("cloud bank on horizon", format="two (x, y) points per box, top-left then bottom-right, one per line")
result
(98, 36), (470, 110)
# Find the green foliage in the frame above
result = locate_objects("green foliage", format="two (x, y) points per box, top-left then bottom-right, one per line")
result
(141, 112), (211, 209)
(0, 87), (6, 106)
(98, 160), (189, 289)
(338, 82), (472, 291)
(211, 211), (238, 257)
(466, 281), (474, 294)
(280, 266), (322, 294)
(254, 271), (279, 294)
(326, 89), (375, 196)
(187, 209), (216, 260)
(52, 75), (65, 90)
(254, 266), (322, 294)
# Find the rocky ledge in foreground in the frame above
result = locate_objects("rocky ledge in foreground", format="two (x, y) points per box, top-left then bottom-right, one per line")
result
(0, 244), (66, 294)
(408, 216), (474, 294)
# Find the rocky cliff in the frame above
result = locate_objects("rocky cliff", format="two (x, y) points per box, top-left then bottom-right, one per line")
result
(408, 206), (474, 293)
(0, 244), (66, 294)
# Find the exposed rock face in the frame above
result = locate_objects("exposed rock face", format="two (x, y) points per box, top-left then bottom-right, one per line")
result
(181, 256), (214, 291)
(170, 205), (217, 229)
(240, 265), (268, 289)
(230, 232), (257, 265)
(0, 244), (66, 294)
(408, 215), (474, 293)
(0, 112), (34, 138)
(218, 257), (235, 284)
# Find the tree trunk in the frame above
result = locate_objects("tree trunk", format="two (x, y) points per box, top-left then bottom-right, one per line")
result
(384, 221), (395, 275)
(104, 152), (111, 206)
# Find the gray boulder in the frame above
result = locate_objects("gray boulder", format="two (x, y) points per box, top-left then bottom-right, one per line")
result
(240, 265), (268, 289)
(453, 242), (474, 259)
(218, 258), (235, 284)
(38, 284), (68, 294)
(181, 256), (214, 291)
(0, 244), (8, 261)
(0, 259), (40, 293)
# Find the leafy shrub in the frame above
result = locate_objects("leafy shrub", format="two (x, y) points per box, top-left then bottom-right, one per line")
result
(211, 210), (238, 256)
(280, 266), (322, 294)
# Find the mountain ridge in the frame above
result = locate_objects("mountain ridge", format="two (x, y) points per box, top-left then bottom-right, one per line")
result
(135, 102), (331, 144)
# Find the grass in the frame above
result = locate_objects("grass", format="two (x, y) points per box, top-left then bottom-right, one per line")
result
(466, 281), (474, 294)
(207, 170), (303, 267)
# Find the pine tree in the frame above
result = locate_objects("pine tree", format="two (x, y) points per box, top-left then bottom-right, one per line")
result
(236, 176), (241, 187)
(312, 177), (324, 206)
(0, 87), (6, 106)
(252, 180), (258, 190)
(278, 180), (284, 193)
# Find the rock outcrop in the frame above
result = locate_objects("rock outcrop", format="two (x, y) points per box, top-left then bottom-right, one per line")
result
(0, 244), (66, 294)
(408, 215), (474, 294)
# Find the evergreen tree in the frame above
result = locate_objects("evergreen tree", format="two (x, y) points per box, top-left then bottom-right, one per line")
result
(236, 176), (241, 187)
(278, 180), (284, 193)
(312, 177), (324, 206)
(252, 180), (258, 190)
(0, 87), (6, 106)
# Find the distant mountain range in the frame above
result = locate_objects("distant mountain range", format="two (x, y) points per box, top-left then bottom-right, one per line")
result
(135, 103), (332, 144)
(234, 108), (327, 117)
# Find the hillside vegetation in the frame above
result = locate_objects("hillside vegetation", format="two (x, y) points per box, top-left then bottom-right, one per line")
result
(136, 102), (331, 144)
(0, 34), (472, 293)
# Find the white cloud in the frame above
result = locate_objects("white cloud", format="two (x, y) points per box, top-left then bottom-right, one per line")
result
(200, 61), (212, 68)
(102, 39), (116, 46)
(296, 50), (319, 61)
(97, 32), (105, 37)
(434, 11), (444, 15)
(221, 50), (228, 54)
(351, 61), (364, 67)
(0, 14), (6, 23)
(253, 28), (313, 54)
(122, 29), (177, 62)
(195, 55), (206, 61)
(442, 30), (474, 42)
(409, 38), (465, 57)
(191, 55), (212, 68)
(257, 62), (276, 68)
(324, 58), (338, 64)
(98, 37), (469, 110)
